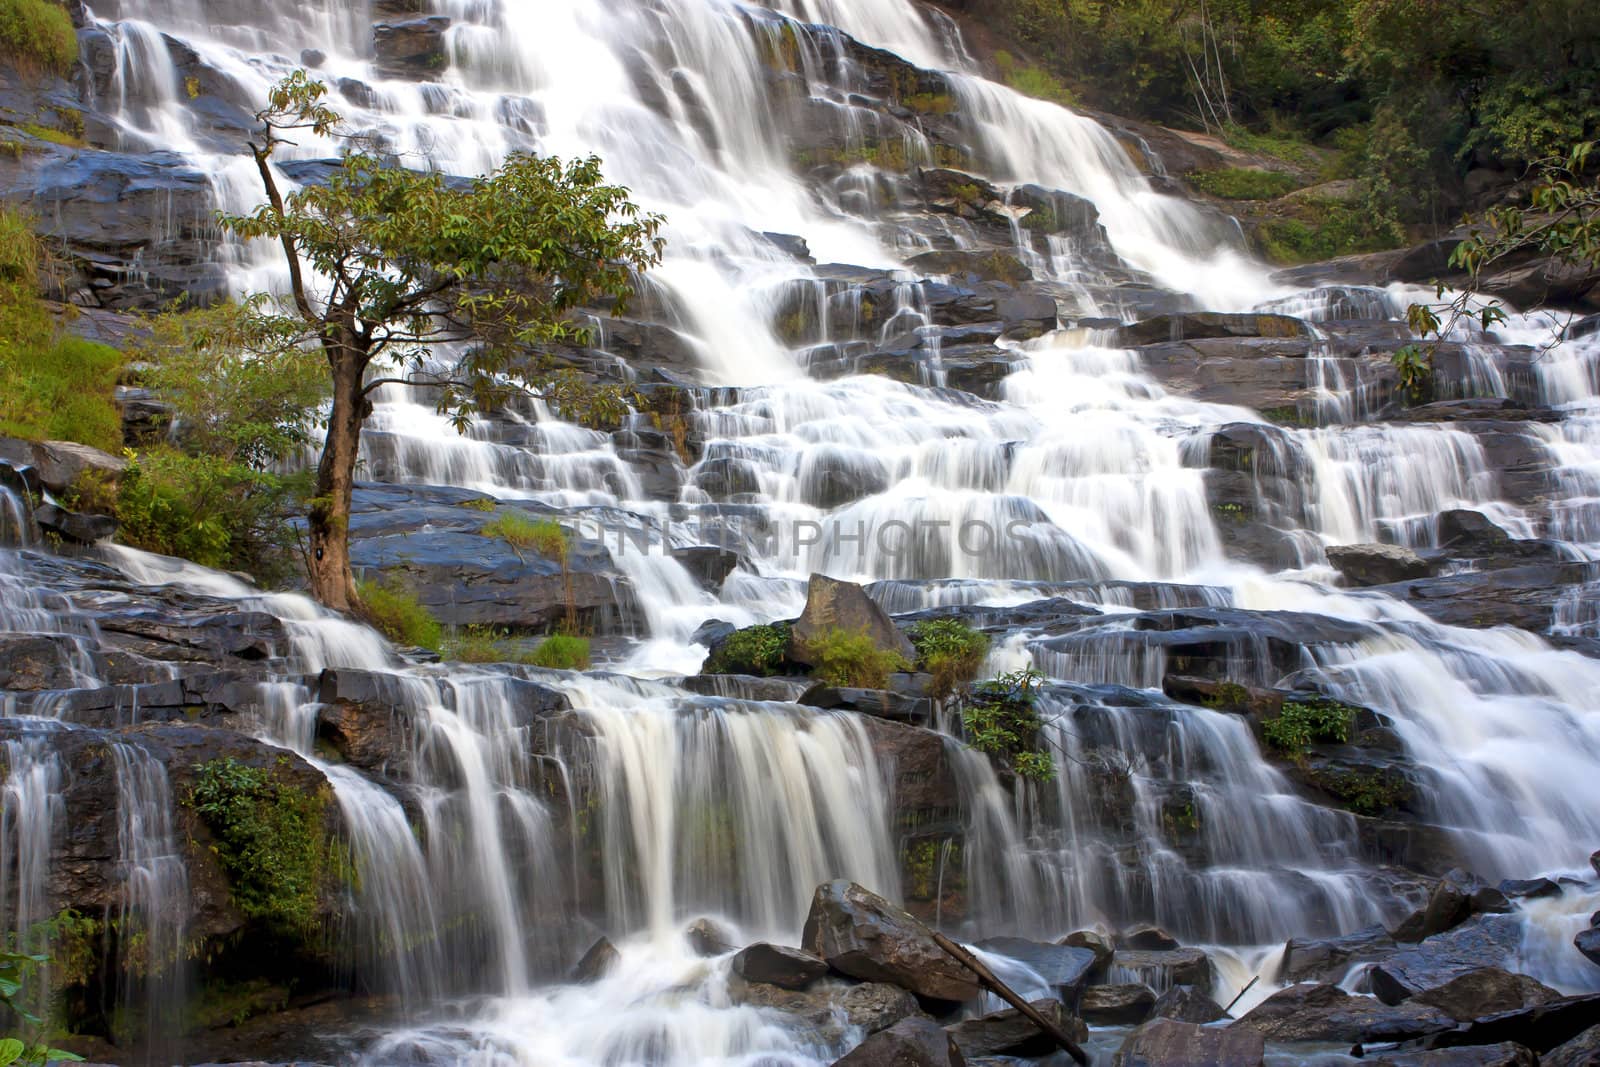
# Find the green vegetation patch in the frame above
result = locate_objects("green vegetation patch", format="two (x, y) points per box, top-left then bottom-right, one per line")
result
(962, 666), (1054, 781)
(908, 618), (990, 699)
(994, 50), (1076, 107)
(703, 622), (792, 677)
(185, 757), (335, 934)
(1189, 168), (1299, 201)
(805, 626), (911, 689)
(529, 633), (590, 670)
(355, 579), (443, 652)
(1262, 698), (1356, 756)
(0, 0), (79, 77)
(482, 511), (567, 558)
(1255, 198), (1403, 266)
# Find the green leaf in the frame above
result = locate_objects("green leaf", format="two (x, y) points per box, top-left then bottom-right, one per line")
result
(0, 1038), (24, 1066)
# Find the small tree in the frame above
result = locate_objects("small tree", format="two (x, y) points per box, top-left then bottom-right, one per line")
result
(1398, 141), (1598, 394)
(222, 72), (664, 611)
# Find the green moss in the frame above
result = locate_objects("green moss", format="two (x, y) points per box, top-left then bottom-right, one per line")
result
(1312, 766), (1408, 816)
(0, 0), (79, 77)
(530, 633), (590, 670)
(1189, 168), (1299, 201)
(806, 626), (911, 689)
(355, 579), (442, 651)
(185, 757), (336, 934)
(901, 91), (956, 115)
(458, 497), (497, 512)
(703, 622), (792, 677)
(908, 618), (990, 699)
(994, 50), (1077, 107)
(1201, 681), (1250, 711)
(902, 837), (964, 902)
(1260, 405), (1312, 427)
(1256, 199), (1404, 266)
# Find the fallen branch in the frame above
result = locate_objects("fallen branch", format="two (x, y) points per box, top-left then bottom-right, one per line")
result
(930, 930), (1089, 1066)
(1223, 974), (1259, 1015)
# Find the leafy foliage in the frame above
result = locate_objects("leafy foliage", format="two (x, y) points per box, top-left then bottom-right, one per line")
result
(529, 633), (591, 670)
(0, 0), (77, 76)
(354, 579), (443, 651)
(185, 758), (333, 935)
(1261, 699), (1354, 756)
(961, 666), (1055, 781)
(805, 627), (912, 689)
(908, 618), (991, 699)
(703, 623), (793, 677)
(0, 950), (83, 1064)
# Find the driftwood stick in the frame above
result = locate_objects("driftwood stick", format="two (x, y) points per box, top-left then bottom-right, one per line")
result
(930, 930), (1089, 1066)
(1223, 974), (1259, 1015)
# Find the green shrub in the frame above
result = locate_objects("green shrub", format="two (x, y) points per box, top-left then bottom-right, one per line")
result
(442, 625), (537, 664)
(805, 626), (911, 689)
(908, 618), (990, 699)
(483, 511), (567, 558)
(115, 448), (305, 579)
(354, 579), (442, 651)
(530, 633), (590, 670)
(1262, 699), (1355, 756)
(994, 51), (1076, 107)
(963, 666), (1054, 781)
(1255, 199), (1403, 266)
(185, 757), (334, 934)
(0, 0), (79, 77)
(702, 622), (792, 676)
(1189, 168), (1300, 201)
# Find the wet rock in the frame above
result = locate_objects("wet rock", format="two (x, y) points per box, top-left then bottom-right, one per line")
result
(1115, 311), (1309, 347)
(1411, 967), (1562, 1021)
(1327, 543), (1436, 587)
(1375, 1045), (1536, 1067)
(732, 943), (829, 990)
(833, 1017), (966, 1067)
(1109, 947), (1213, 993)
(1374, 562), (1594, 634)
(1370, 915), (1524, 1005)
(686, 916), (736, 956)
(800, 683), (932, 723)
(1150, 985), (1227, 1024)
(677, 673), (813, 702)
(1544, 1023), (1600, 1066)
(1119, 925), (1181, 950)
(1058, 930), (1114, 975)
(1392, 870), (1513, 944)
(945, 998), (1085, 1058)
(1429, 993), (1600, 1055)
(1114, 1018), (1264, 1067)
(800, 449), (890, 509)
(0, 634), (88, 690)
(571, 936), (619, 983)
(1576, 926), (1600, 967)
(373, 16), (451, 78)
(1280, 925), (1396, 984)
(1497, 877), (1560, 900)
(692, 457), (762, 500)
(671, 545), (742, 590)
(972, 938), (1096, 1001)
(789, 574), (916, 667)
(730, 974), (923, 1041)
(0, 437), (127, 495)
(1081, 984), (1156, 1025)
(906, 249), (1032, 284)
(801, 880), (979, 1004)
(1236, 982), (1454, 1043)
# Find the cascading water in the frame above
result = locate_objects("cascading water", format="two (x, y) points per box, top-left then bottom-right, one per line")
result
(2, 0), (1599, 1062)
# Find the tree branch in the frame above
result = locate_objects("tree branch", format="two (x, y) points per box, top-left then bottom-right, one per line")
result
(248, 142), (315, 323)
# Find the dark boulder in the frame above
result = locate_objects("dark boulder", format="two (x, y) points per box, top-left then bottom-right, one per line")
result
(1235, 982), (1454, 1043)
(732, 943), (828, 990)
(1110, 948), (1213, 993)
(1150, 985), (1227, 1024)
(944, 998), (1084, 1058)
(1370, 915), (1524, 1005)
(1393, 869), (1512, 943)
(1119, 925), (1181, 950)
(1081, 984), (1156, 1025)
(1544, 1024), (1600, 1067)
(1115, 312), (1309, 347)
(1411, 967), (1562, 1021)
(729, 975), (923, 1042)
(800, 683), (932, 723)
(686, 916), (735, 956)
(971, 938), (1096, 1002)
(1327, 543), (1436, 587)
(373, 16), (451, 78)
(1430, 993), (1600, 1055)
(832, 1017), (966, 1067)
(671, 545), (742, 590)
(1059, 930), (1114, 974)
(789, 574), (916, 667)
(571, 937), (619, 983)
(1114, 1018), (1264, 1067)
(906, 249), (1032, 285)
(1576, 926), (1600, 967)
(801, 880), (979, 1003)
(1280, 925), (1397, 984)
(1375, 1045), (1536, 1067)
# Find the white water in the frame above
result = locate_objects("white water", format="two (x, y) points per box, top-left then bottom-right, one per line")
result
(0, 0), (1595, 1062)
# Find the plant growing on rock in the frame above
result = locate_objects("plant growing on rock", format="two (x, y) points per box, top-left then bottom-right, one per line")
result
(907, 618), (990, 699)
(0, 0), (78, 77)
(221, 70), (663, 613)
(805, 626), (911, 689)
(530, 633), (591, 671)
(0, 949), (84, 1064)
(353, 578), (442, 651)
(482, 512), (567, 559)
(702, 623), (792, 677)
(960, 665), (1056, 782)
(1261, 699), (1354, 758)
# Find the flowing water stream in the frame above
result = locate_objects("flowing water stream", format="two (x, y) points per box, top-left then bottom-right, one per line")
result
(3, 0), (1600, 1063)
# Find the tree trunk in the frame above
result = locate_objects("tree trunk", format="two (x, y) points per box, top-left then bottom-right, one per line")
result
(307, 339), (369, 612)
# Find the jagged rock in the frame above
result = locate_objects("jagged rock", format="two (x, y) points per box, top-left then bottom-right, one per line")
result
(686, 916), (736, 956)
(692, 457), (762, 500)
(1236, 982), (1454, 1043)
(1375, 1045), (1536, 1067)
(1576, 927), (1600, 967)
(832, 1017), (966, 1067)
(732, 943), (829, 990)
(373, 16), (451, 78)
(1429, 993), (1600, 1055)
(1150, 985), (1227, 1023)
(1081, 984), (1156, 1025)
(729, 974), (923, 1040)
(1280, 925), (1396, 984)
(1497, 878), (1560, 900)
(571, 937), (619, 983)
(944, 998), (1085, 1058)
(800, 683), (932, 723)
(1114, 1018), (1264, 1067)
(1371, 915), (1524, 1004)
(789, 574), (916, 667)
(1059, 930), (1115, 974)
(1110, 947), (1213, 993)
(1411, 967), (1562, 1021)
(0, 634), (87, 690)
(1120, 925), (1181, 950)
(0, 437), (127, 495)
(801, 880), (979, 1003)
(1544, 1023), (1600, 1067)
(971, 938), (1096, 1001)
(1115, 311), (1309, 347)
(1393, 869), (1512, 943)
(671, 546), (742, 590)
(906, 249), (1032, 284)
(1327, 543), (1436, 587)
